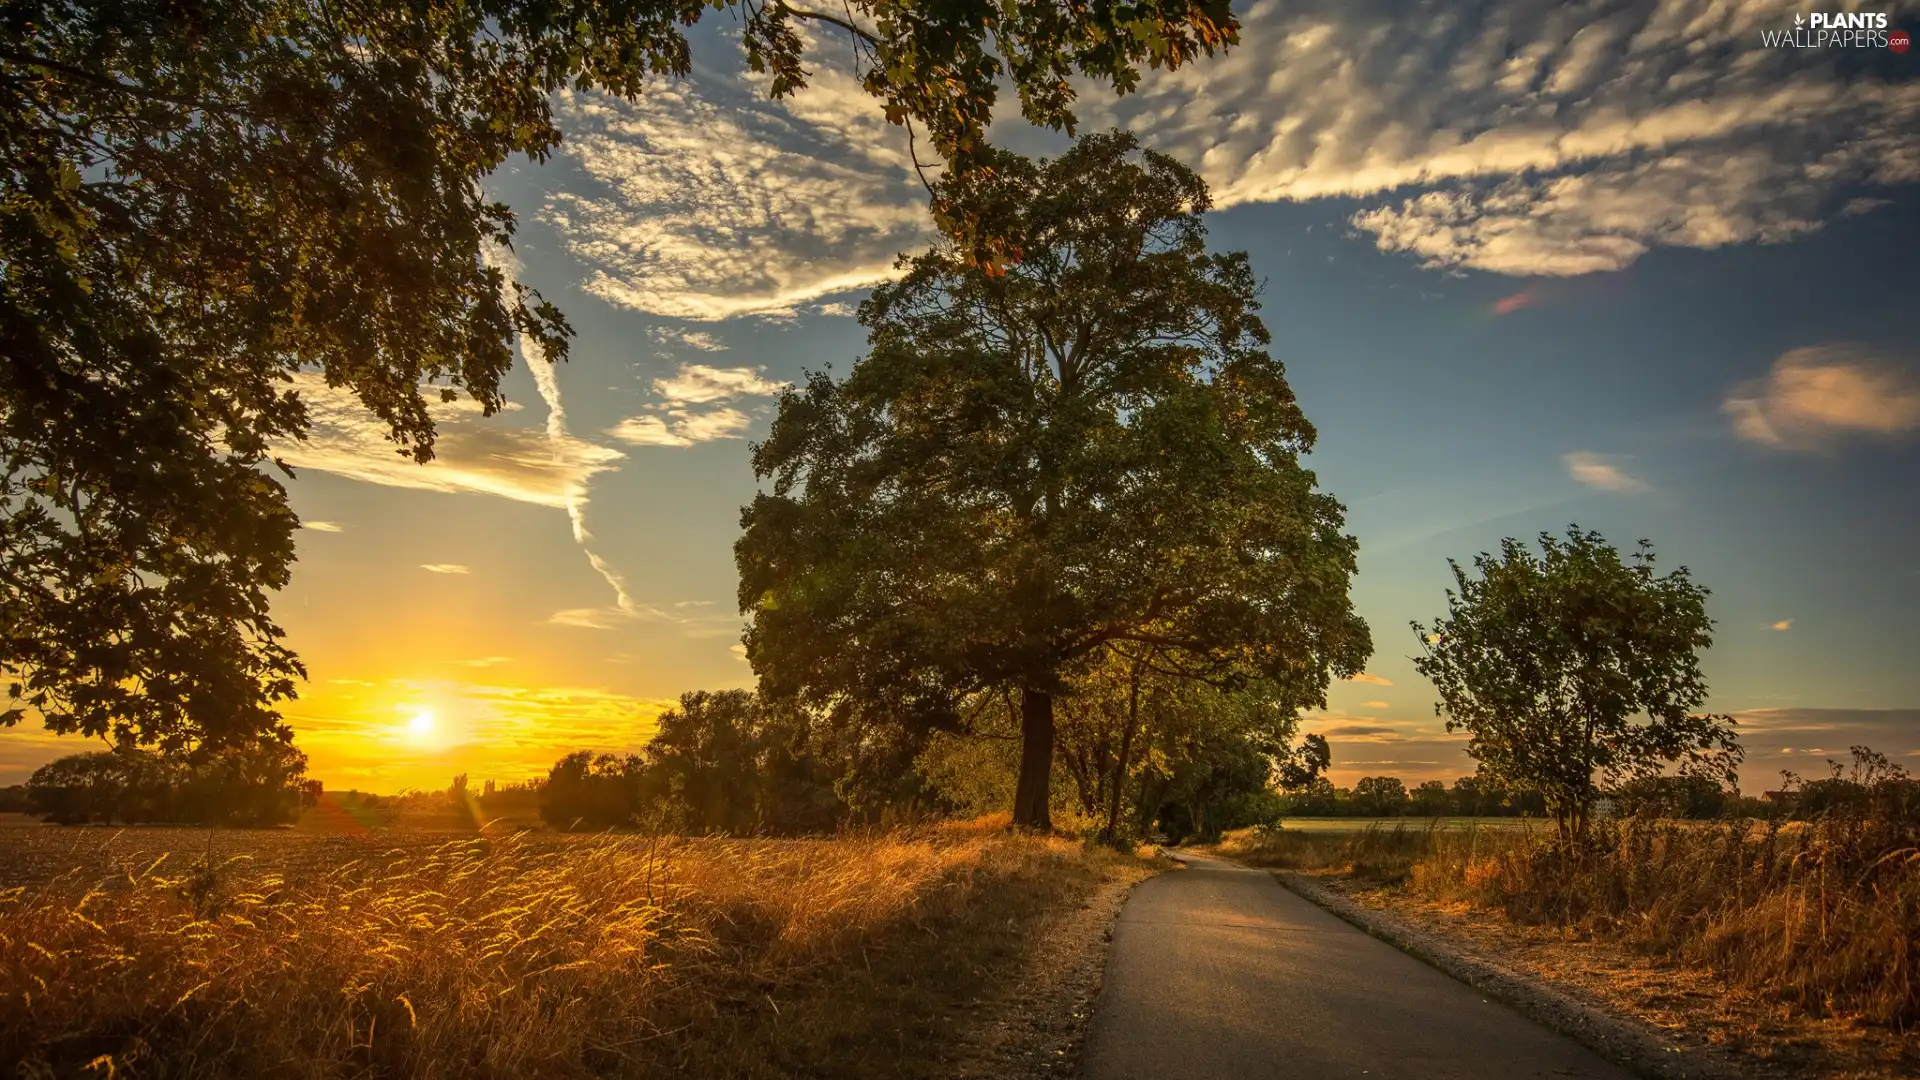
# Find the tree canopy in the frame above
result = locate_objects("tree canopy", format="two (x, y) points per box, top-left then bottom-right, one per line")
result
(1, 0), (1241, 754)
(1412, 527), (1742, 841)
(736, 132), (1372, 828)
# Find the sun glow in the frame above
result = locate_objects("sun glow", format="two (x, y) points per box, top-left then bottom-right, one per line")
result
(405, 709), (437, 744)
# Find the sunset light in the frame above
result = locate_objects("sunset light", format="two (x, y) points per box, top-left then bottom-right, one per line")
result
(3, 4), (1917, 1077)
(405, 709), (437, 746)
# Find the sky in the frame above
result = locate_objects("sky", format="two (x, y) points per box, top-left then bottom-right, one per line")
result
(4, 0), (1917, 793)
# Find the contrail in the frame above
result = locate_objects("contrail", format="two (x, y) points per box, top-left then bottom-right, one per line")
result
(487, 238), (646, 624)
(520, 333), (643, 619)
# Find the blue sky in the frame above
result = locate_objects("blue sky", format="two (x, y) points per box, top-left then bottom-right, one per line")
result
(4, 0), (1916, 791)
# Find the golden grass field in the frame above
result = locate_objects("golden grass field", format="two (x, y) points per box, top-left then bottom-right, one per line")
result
(1, 817), (1142, 1078)
(1215, 816), (1920, 1028)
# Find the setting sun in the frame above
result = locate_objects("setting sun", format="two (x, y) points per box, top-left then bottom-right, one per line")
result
(405, 709), (437, 744)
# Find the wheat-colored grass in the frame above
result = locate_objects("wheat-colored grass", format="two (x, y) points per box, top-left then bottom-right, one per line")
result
(1, 817), (1122, 1078)
(1216, 813), (1920, 1026)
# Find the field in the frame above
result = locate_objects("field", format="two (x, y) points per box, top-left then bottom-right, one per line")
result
(0, 817), (1148, 1078)
(1267, 816), (1536, 833)
(1214, 814), (1920, 1076)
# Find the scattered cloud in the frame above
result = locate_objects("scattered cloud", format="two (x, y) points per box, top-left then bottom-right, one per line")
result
(1564, 451), (1650, 494)
(452, 656), (513, 668)
(1088, 0), (1920, 277)
(1363, 701), (1391, 709)
(519, 2), (1917, 315)
(541, 75), (927, 321)
(1725, 344), (1920, 451)
(730, 642), (750, 664)
(302, 520), (345, 532)
(279, 372), (624, 510)
(649, 327), (728, 352)
(1347, 673), (1394, 686)
(421, 563), (470, 575)
(814, 302), (857, 317)
(1319, 724), (1400, 738)
(655, 364), (786, 405)
(1769, 619), (1793, 632)
(608, 364), (788, 448)
(1729, 709), (1920, 791)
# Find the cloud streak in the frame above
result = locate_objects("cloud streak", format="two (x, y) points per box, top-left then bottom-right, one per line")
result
(1082, 0), (1920, 277)
(525, 0), (1920, 310)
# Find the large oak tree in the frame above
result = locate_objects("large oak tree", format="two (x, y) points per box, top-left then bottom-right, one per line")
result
(736, 133), (1372, 828)
(1, 0), (1240, 754)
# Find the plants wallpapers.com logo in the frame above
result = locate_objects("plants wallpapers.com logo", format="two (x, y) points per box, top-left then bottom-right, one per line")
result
(1760, 10), (1909, 50)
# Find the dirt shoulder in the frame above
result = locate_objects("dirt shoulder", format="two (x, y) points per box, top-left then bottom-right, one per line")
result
(945, 856), (1160, 1078)
(1275, 870), (1918, 1080)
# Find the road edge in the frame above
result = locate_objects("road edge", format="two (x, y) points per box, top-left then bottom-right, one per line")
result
(948, 858), (1159, 1078)
(1269, 870), (1760, 1080)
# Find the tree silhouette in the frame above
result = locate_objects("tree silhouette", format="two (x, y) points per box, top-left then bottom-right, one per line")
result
(2, 0), (1243, 754)
(737, 133), (1371, 829)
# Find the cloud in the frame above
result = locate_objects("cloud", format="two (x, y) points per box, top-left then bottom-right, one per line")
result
(1769, 619), (1793, 631)
(1492, 288), (1535, 315)
(608, 364), (788, 448)
(541, 74), (928, 321)
(1320, 724), (1400, 738)
(453, 656), (513, 668)
(1065, 0), (1920, 277)
(1362, 701), (1391, 709)
(1728, 709), (1920, 792)
(1724, 344), (1920, 450)
(1564, 451), (1650, 493)
(421, 563), (470, 575)
(280, 372), (624, 510)
(511, 1), (1915, 316)
(649, 327), (728, 352)
(1347, 673), (1394, 686)
(302, 520), (345, 532)
(549, 607), (636, 630)
(655, 364), (786, 404)
(813, 302), (857, 317)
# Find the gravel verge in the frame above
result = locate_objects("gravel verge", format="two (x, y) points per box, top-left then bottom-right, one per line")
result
(947, 863), (1155, 1079)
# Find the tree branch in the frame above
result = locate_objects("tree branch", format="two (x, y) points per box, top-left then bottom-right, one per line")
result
(773, 2), (881, 46)
(0, 49), (247, 116)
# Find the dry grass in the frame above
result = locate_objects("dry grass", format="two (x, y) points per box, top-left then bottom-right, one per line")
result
(1216, 814), (1920, 1029)
(1, 817), (1137, 1078)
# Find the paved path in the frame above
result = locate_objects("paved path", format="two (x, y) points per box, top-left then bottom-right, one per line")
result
(1080, 852), (1636, 1080)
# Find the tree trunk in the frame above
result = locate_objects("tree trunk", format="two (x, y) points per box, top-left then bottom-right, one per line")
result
(1012, 688), (1056, 830)
(1103, 658), (1144, 843)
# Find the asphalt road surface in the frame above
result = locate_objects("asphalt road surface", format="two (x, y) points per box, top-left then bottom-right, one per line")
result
(1080, 851), (1637, 1080)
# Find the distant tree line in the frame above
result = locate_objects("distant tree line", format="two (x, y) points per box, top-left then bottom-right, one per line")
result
(523, 674), (1319, 843)
(21, 742), (318, 826)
